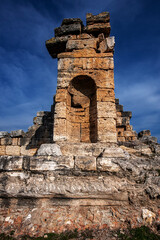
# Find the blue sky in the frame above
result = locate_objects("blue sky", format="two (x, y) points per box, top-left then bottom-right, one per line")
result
(0, 0), (160, 141)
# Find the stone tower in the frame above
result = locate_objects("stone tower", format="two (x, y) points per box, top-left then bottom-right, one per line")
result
(46, 12), (117, 143)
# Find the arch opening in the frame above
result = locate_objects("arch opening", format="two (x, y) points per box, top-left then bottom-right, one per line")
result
(67, 75), (97, 143)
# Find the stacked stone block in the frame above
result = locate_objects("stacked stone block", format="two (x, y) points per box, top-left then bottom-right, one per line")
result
(46, 12), (117, 143)
(115, 99), (137, 142)
(0, 110), (53, 156)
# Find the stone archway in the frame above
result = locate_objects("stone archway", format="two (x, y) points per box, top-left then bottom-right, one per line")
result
(67, 75), (97, 143)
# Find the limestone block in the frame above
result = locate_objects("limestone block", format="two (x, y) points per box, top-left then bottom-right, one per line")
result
(97, 157), (120, 172)
(46, 35), (70, 58)
(60, 143), (93, 156)
(117, 128), (124, 137)
(97, 101), (116, 113)
(122, 111), (132, 118)
(103, 146), (125, 158)
(0, 131), (9, 138)
(6, 146), (20, 156)
(37, 111), (50, 117)
(58, 51), (113, 59)
(0, 173), (128, 200)
(86, 12), (110, 25)
(82, 58), (94, 70)
(54, 102), (66, 118)
(61, 18), (83, 26)
(66, 121), (81, 142)
(30, 156), (74, 171)
(53, 118), (67, 141)
(20, 146), (37, 156)
(97, 118), (116, 132)
(138, 130), (151, 138)
(67, 110), (89, 123)
(0, 146), (6, 155)
(33, 116), (43, 125)
(66, 39), (97, 51)
(93, 70), (114, 88)
(117, 137), (125, 142)
(123, 131), (134, 137)
(10, 130), (24, 137)
(98, 38), (107, 53)
(126, 125), (133, 131)
(92, 57), (114, 70)
(55, 22), (82, 37)
(37, 144), (62, 156)
(70, 33), (92, 40)
(116, 111), (122, 117)
(75, 156), (96, 170)
(116, 104), (123, 112)
(57, 72), (71, 88)
(85, 22), (111, 37)
(97, 132), (117, 143)
(116, 117), (128, 126)
(12, 138), (19, 146)
(58, 58), (73, 71)
(141, 146), (152, 155)
(58, 57), (114, 71)
(0, 156), (23, 171)
(55, 89), (67, 102)
(106, 37), (115, 51)
(97, 89), (115, 102)
(0, 137), (12, 146)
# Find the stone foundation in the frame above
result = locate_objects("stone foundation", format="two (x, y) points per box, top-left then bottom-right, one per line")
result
(0, 141), (160, 237)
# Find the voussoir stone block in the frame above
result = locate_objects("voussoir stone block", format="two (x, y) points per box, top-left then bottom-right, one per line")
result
(37, 144), (62, 156)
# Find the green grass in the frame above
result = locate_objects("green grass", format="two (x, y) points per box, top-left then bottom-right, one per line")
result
(117, 226), (160, 240)
(0, 226), (159, 240)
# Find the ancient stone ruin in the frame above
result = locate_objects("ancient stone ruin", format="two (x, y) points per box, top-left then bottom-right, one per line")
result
(0, 12), (160, 238)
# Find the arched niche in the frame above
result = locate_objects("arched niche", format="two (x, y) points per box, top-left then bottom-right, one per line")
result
(66, 75), (97, 143)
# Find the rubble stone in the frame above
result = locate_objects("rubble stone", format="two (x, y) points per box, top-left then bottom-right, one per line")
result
(0, 131), (9, 138)
(10, 130), (24, 137)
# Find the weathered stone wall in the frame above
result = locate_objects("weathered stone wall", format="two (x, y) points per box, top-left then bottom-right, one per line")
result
(115, 99), (138, 142)
(47, 12), (117, 143)
(0, 110), (54, 157)
(0, 141), (160, 237)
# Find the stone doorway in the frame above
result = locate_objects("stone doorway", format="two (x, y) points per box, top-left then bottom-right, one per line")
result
(67, 75), (97, 143)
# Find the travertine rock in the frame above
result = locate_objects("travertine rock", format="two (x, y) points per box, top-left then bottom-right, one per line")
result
(0, 131), (9, 138)
(10, 130), (24, 137)
(37, 144), (62, 156)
